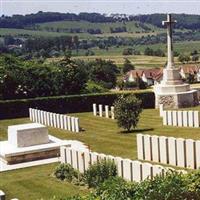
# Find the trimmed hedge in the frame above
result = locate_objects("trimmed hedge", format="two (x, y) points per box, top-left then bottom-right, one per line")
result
(0, 91), (155, 119)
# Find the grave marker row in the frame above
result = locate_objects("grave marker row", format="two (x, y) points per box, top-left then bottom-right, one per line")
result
(162, 110), (199, 128)
(29, 108), (80, 133)
(60, 147), (182, 182)
(93, 104), (115, 119)
(137, 134), (200, 169)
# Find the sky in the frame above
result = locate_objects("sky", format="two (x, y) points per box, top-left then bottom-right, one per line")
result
(1, 0), (200, 16)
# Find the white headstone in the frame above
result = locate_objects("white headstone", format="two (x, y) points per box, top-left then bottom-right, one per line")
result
(91, 152), (99, 164)
(93, 103), (97, 116)
(44, 111), (47, 125)
(152, 165), (165, 177)
(177, 111), (183, 127)
(40, 111), (44, 124)
(72, 149), (78, 169)
(163, 111), (167, 125)
(50, 113), (54, 127)
(115, 157), (123, 177)
(60, 115), (64, 129)
(53, 113), (57, 127)
(159, 104), (164, 117)
(105, 105), (109, 118)
(64, 116), (68, 130)
(137, 134), (144, 160)
(132, 161), (142, 182)
(74, 117), (80, 132)
(111, 106), (115, 119)
(172, 111), (178, 126)
(195, 140), (200, 169)
(142, 162), (153, 181)
(71, 117), (75, 132)
(188, 111), (194, 127)
(186, 139), (195, 169)
(66, 148), (72, 165)
(29, 108), (32, 121)
(38, 110), (41, 123)
(144, 135), (152, 161)
(123, 159), (132, 181)
(177, 138), (186, 168)
(56, 114), (60, 128)
(32, 109), (35, 122)
(167, 111), (172, 126)
(60, 146), (66, 163)
(77, 151), (85, 173)
(0, 190), (5, 200)
(84, 152), (91, 170)
(99, 104), (103, 117)
(183, 111), (188, 127)
(151, 135), (160, 162)
(159, 136), (168, 164)
(35, 109), (38, 123)
(67, 116), (71, 131)
(194, 111), (199, 128)
(168, 137), (177, 166)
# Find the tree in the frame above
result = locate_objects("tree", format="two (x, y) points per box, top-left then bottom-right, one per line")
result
(178, 54), (191, 63)
(122, 58), (135, 74)
(114, 94), (142, 132)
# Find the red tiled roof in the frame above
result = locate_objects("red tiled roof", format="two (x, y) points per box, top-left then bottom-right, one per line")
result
(179, 65), (200, 74)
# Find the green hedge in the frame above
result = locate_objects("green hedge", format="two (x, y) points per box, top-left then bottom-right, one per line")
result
(0, 91), (155, 119)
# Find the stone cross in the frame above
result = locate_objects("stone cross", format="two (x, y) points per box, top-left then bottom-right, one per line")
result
(162, 14), (176, 69)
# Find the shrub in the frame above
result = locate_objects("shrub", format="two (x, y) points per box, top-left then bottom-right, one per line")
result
(54, 163), (79, 182)
(0, 91), (154, 119)
(84, 159), (117, 188)
(95, 176), (137, 200)
(114, 94), (142, 132)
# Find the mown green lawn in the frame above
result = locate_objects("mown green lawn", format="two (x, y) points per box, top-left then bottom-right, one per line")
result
(1, 108), (200, 199)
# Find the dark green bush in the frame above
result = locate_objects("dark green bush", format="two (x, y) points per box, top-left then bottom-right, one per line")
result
(0, 91), (154, 119)
(84, 159), (117, 188)
(95, 176), (137, 200)
(54, 163), (79, 182)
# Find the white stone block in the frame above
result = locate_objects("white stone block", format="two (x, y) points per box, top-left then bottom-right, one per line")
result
(183, 111), (188, 127)
(105, 105), (109, 118)
(195, 140), (200, 169)
(40, 111), (44, 124)
(188, 111), (194, 127)
(152, 165), (165, 177)
(84, 152), (91, 170)
(32, 109), (35, 122)
(8, 123), (49, 147)
(99, 104), (103, 117)
(60, 146), (66, 163)
(50, 113), (54, 127)
(111, 106), (115, 119)
(91, 152), (99, 164)
(43, 111), (47, 125)
(177, 111), (183, 127)
(35, 109), (38, 123)
(46, 112), (50, 126)
(66, 148), (72, 165)
(142, 163), (153, 181)
(137, 134), (144, 160)
(56, 114), (60, 128)
(29, 108), (32, 121)
(123, 159), (132, 181)
(194, 111), (199, 128)
(71, 117), (75, 132)
(168, 137), (177, 166)
(177, 138), (186, 168)
(53, 113), (57, 128)
(163, 111), (167, 125)
(64, 116), (68, 130)
(98, 153), (106, 161)
(159, 104), (164, 117)
(93, 103), (97, 116)
(151, 135), (160, 162)
(167, 111), (172, 126)
(159, 136), (168, 164)
(38, 110), (41, 123)
(0, 190), (5, 200)
(72, 149), (78, 169)
(186, 139), (195, 169)
(77, 151), (85, 173)
(67, 116), (71, 131)
(132, 161), (142, 182)
(172, 111), (178, 126)
(60, 115), (64, 129)
(144, 135), (152, 161)
(115, 157), (123, 177)
(74, 118), (80, 133)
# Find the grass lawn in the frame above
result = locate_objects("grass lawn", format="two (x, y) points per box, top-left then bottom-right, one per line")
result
(1, 108), (200, 199)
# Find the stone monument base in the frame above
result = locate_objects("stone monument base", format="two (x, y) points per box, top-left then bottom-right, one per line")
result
(154, 88), (199, 109)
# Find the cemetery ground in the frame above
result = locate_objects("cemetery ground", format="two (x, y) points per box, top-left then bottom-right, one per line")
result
(1, 107), (200, 199)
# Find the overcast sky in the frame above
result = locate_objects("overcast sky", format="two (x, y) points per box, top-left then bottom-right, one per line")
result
(1, 0), (200, 16)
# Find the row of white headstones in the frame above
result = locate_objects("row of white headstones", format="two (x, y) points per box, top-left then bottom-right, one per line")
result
(29, 108), (80, 133)
(137, 133), (200, 170)
(159, 104), (200, 128)
(93, 103), (115, 119)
